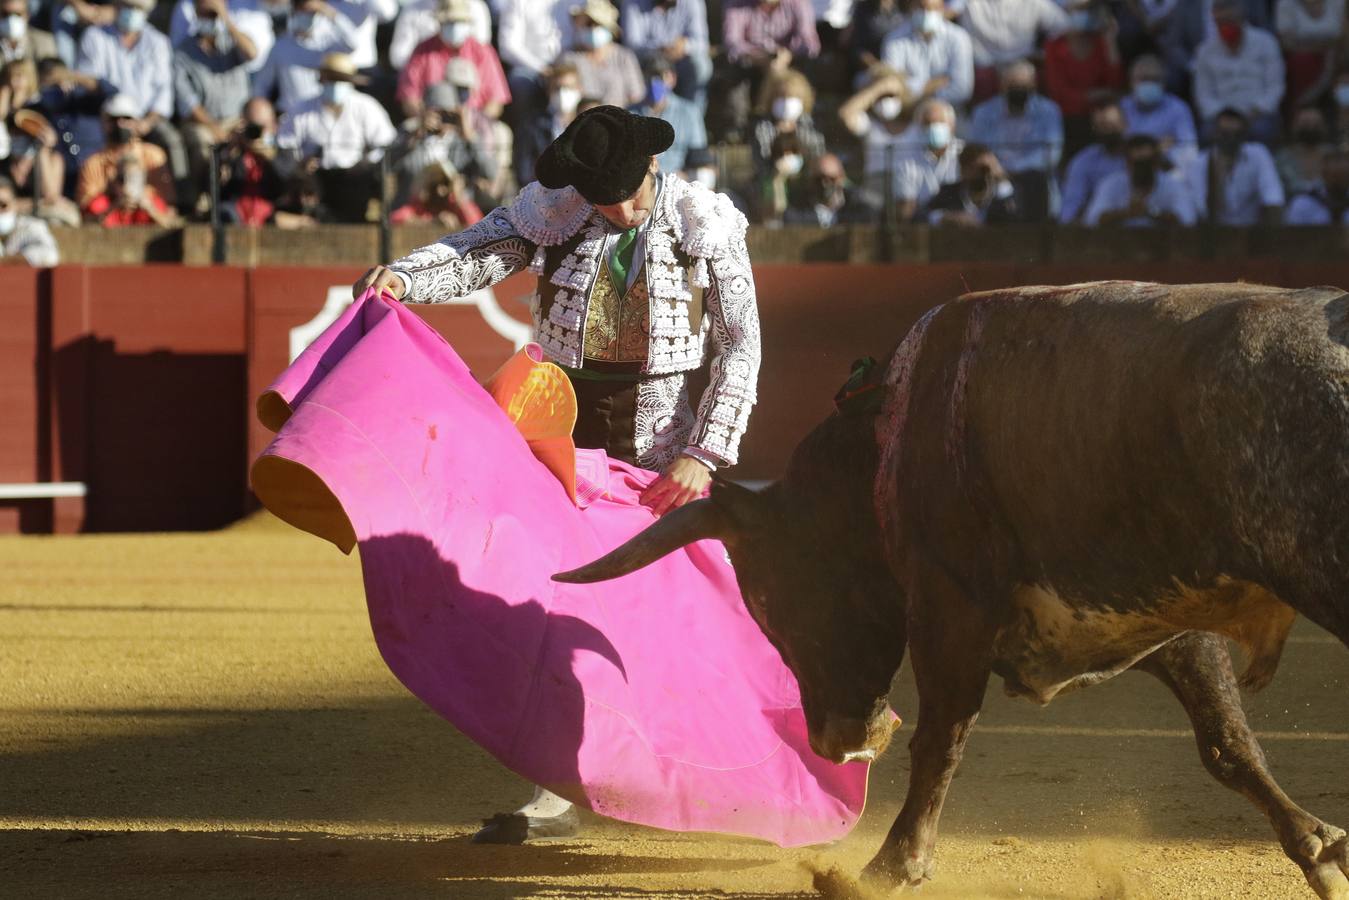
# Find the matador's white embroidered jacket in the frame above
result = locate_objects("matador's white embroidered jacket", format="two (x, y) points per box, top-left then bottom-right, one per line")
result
(388, 173), (762, 470)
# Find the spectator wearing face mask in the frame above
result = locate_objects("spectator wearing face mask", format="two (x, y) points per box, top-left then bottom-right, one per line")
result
(390, 158), (484, 227)
(849, 0), (906, 71)
(751, 67), (825, 177)
(838, 65), (910, 199)
(635, 56), (704, 177)
(784, 152), (868, 226)
(714, 0), (819, 139)
(1119, 54), (1197, 164)
(1275, 0), (1343, 108)
(927, 143), (1020, 226)
(562, 0), (645, 108)
(0, 176), (56, 263)
(392, 80), (496, 207)
(1285, 148), (1349, 224)
(251, 0), (361, 113)
(957, 0), (1068, 102)
(0, 0), (56, 64)
(511, 60), (583, 184)
(1193, 0), (1284, 143)
(86, 151), (178, 226)
(275, 51), (396, 222)
(217, 95), (283, 225)
(1042, 3), (1121, 156)
(756, 129), (807, 226)
(398, 0), (510, 119)
(621, 0), (712, 110)
(1084, 133), (1196, 226)
(174, 0), (259, 215)
(77, 92), (176, 214)
(968, 59), (1061, 221)
(886, 98), (960, 221)
(170, 0), (275, 74)
(1058, 100), (1128, 224)
(1276, 106), (1332, 195)
(390, 0), (489, 69)
(1183, 107), (1284, 225)
(880, 0), (972, 108)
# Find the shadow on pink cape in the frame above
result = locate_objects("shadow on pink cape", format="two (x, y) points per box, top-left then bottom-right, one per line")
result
(250, 291), (870, 846)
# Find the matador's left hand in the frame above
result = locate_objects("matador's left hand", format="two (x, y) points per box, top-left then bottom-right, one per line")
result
(640, 455), (713, 516)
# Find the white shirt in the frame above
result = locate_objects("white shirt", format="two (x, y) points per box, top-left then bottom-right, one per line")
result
(77, 25), (174, 118)
(2, 215), (59, 266)
(959, 0), (1069, 67)
(497, 0), (573, 75)
(1192, 27), (1285, 120)
(1276, 0), (1345, 43)
(879, 125), (962, 207)
(881, 18), (974, 106)
(169, 0), (275, 73)
(252, 14), (361, 113)
(1184, 143), (1286, 226)
(1083, 169), (1197, 226)
(811, 0), (854, 29)
(389, 0), (492, 68)
(277, 90), (398, 168)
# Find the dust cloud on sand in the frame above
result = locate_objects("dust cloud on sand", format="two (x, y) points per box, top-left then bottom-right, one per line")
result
(1, 513), (1344, 898)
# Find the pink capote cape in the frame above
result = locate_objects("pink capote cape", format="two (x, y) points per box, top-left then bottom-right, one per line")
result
(250, 290), (870, 846)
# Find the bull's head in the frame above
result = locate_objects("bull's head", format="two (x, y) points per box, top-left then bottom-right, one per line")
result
(555, 407), (907, 764)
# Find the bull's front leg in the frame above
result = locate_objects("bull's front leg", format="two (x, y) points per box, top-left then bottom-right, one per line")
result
(860, 557), (996, 889)
(1136, 632), (1349, 900)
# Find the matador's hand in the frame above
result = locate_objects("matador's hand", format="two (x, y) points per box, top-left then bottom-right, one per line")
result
(353, 266), (407, 301)
(640, 455), (713, 516)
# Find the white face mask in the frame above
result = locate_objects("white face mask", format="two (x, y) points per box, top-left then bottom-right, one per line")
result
(918, 8), (942, 33)
(552, 86), (581, 115)
(195, 16), (226, 39)
(0, 14), (26, 40)
(585, 25), (612, 48)
(693, 167), (716, 189)
(116, 6), (147, 33)
(926, 120), (951, 149)
(441, 21), (471, 46)
(0, 210), (16, 235)
(777, 153), (803, 176)
(289, 11), (316, 34)
(771, 95), (804, 123)
(874, 96), (903, 121)
(322, 80), (355, 105)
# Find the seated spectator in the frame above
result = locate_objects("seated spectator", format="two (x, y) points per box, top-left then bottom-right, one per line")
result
(683, 144), (748, 211)
(390, 0), (490, 69)
(85, 151), (178, 226)
(880, 0), (973, 108)
(847, 0), (905, 73)
(887, 98), (960, 221)
(444, 56), (515, 204)
(755, 130), (807, 226)
(390, 159), (483, 226)
(1275, 0), (1344, 109)
(561, 0), (644, 108)
(1120, 54), (1197, 163)
(0, 176), (57, 264)
(392, 80), (496, 208)
(252, 0), (361, 113)
(1183, 107), (1284, 225)
(173, 0), (259, 214)
(51, 0), (118, 68)
(77, 0), (189, 209)
(783, 152), (871, 226)
(496, 0), (573, 105)
(968, 60), (1062, 221)
(714, 0), (819, 139)
(0, 0), (57, 64)
(331, 0), (393, 74)
(1193, 0), (1284, 143)
(76, 93), (176, 214)
(0, 60), (80, 225)
(1042, 3), (1122, 155)
(1084, 134), (1197, 226)
(1058, 100), (1127, 224)
(1153, 0), (1271, 96)
(275, 52), (395, 222)
(838, 65), (912, 194)
(511, 59), (583, 185)
(271, 169), (333, 227)
(620, 0), (712, 109)
(397, 0), (510, 118)
(1285, 148), (1349, 225)
(217, 96), (283, 225)
(957, 0), (1068, 102)
(1276, 106), (1331, 195)
(170, 0), (275, 74)
(635, 56), (704, 176)
(928, 142), (1021, 225)
(29, 60), (115, 198)
(752, 67), (826, 176)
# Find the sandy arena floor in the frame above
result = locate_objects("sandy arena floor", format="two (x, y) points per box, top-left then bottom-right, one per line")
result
(1, 513), (1346, 899)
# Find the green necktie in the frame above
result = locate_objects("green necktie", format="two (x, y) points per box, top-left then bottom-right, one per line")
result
(607, 226), (639, 291)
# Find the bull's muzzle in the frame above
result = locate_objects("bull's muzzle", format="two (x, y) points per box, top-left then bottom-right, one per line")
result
(810, 707), (901, 764)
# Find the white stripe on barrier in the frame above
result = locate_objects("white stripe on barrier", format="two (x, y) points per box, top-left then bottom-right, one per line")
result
(0, 482), (87, 500)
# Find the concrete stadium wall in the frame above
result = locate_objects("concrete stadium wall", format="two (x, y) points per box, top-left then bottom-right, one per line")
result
(2, 260), (1347, 533)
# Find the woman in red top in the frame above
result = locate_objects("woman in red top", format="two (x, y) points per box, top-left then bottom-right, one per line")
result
(1043, 6), (1123, 157)
(390, 160), (484, 228)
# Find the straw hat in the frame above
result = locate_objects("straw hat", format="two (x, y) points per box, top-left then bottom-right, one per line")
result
(436, 0), (474, 22)
(317, 52), (370, 85)
(569, 0), (619, 34)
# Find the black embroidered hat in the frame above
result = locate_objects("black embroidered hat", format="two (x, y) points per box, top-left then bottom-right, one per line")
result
(535, 105), (674, 205)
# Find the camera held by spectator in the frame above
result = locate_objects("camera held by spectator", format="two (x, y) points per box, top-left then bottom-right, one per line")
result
(391, 158), (483, 228)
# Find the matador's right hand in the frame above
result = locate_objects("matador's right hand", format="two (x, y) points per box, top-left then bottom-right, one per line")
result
(353, 266), (407, 302)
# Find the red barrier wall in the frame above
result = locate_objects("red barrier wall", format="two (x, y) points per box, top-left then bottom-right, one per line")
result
(2, 261), (1347, 533)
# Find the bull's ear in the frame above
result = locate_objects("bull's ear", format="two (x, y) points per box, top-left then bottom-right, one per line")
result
(553, 498), (734, 584)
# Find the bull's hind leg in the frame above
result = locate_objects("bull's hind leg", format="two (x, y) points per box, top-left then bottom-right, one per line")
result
(860, 557), (995, 889)
(1137, 632), (1349, 900)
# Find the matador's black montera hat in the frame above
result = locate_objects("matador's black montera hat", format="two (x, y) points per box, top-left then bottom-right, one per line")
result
(535, 105), (675, 205)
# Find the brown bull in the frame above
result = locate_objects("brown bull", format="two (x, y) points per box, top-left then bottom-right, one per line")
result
(556, 281), (1349, 898)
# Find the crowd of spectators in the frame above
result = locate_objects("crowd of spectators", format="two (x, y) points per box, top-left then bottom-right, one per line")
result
(0, 0), (1347, 265)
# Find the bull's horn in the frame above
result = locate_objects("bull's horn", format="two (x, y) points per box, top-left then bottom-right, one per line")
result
(553, 498), (730, 584)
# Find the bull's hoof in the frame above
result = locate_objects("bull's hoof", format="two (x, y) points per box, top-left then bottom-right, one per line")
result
(860, 851), (935, 890)
(1301, 826), (1349, 900)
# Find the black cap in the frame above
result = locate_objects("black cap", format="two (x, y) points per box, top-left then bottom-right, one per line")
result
(535, 105), (674, 205)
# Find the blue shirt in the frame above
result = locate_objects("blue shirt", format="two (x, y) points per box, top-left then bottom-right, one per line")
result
(1284, 186), (1349, 225)
(637, 94), (706, 173)
(1084, 169), (1198, 226)
(1120, 93), (1198, 157)
(1059, 143), (1127, 223)
(880, 19), (974, 106)
(620, 0), (710, 55)
(968, 92), (1062, 173)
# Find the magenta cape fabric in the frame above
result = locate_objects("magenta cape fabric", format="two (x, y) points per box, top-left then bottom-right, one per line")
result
(251, 292), (870, 846)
